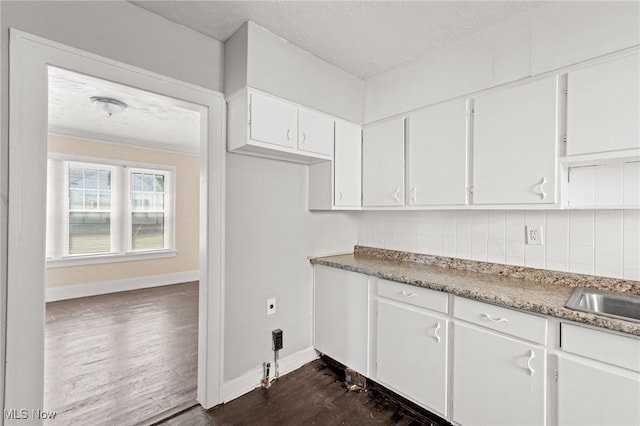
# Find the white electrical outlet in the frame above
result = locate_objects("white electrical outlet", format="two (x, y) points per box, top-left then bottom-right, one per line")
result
(266, 298), (277, 315)
(526, 225), (544, 245)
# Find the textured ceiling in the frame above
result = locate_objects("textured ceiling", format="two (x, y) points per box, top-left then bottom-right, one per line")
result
(48, 67), (202, 154)
(132, 0), (540, 79)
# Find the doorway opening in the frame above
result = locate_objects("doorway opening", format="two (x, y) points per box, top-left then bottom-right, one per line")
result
(6, 30), (225, 418)
(43, 67), (203, 424)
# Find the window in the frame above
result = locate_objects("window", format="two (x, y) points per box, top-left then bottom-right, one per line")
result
(47, 156), (175, 265)
(68, 165), (112, 255)
(130, 171), (165, 251)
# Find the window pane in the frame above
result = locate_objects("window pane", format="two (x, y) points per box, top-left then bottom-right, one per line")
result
(155, 175), (165, 192)
(143, 174), (154, 191)
(69, 212), (110, 254)
(84, 190), (98, 210)
(69, 189), (83, 210)
(99, 170), (111, 190)
(69, 168), (84, 190)
(84, 169), (98, 189)
(155, 194), (164, 209)
(131, 173), (143, 192)
(132, 212), (164, 250)
(100, 190), (111, 209)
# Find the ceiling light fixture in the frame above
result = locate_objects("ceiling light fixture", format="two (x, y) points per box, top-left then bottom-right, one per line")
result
(90, 96), (127, 117)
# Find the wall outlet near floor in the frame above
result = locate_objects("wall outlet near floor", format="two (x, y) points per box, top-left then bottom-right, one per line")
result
(267, 298), (277, 315)
(526, 225), (544, 245)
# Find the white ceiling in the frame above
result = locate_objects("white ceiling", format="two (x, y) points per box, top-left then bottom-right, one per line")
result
(132, 0), (541, 79)
(48, 67), (202, 154)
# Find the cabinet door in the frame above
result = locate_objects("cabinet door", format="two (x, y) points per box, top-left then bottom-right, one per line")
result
(407, 101), (468, 206)
(362, 117), (405, 207)
(557, 357), (640, 426)
(567, 52), (640, 156)
(473, 77), (558, 205)
(334, 121), (361, 207)
(298, 108), (334, 156)
(453, 323), (546, 426)
(249, 92), (297, 148)
(314, 266), (369, 374)
(377, 300), (448, 417)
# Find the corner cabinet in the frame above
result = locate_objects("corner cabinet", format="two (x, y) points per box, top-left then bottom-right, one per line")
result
(227, 88), (333, 163)
(362, 117), (405, 207)
(313, 265), (369, 375)
(308, 119), (362, 210)
(406, 101), (469, 206)
(472, 76), (560, 206)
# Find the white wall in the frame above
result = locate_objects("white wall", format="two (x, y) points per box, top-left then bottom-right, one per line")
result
(358, 210), (640, 281)
(363, 1), (640, 123)
(225, 21), (363, 123)
(224, 153), (357, 381)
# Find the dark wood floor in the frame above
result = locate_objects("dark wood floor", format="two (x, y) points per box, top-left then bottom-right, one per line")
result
(158, 358), (448, 426)
(44, 282), (199, 426)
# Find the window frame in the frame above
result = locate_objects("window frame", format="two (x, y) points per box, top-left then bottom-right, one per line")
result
(46, 153), (177, 267)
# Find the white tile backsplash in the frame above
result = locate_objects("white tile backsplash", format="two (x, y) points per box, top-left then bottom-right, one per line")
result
(358, 209), (640, 280)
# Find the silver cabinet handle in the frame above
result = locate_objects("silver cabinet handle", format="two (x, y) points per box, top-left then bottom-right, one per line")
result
(536, 177), (547, 200)
(286, 128), (290, 141)
(400, 291), (417, 298)
(481, 313), (509, 323)
(411, 187), (417, 203)
(430, 321), (441, 343)
(301, 132), (306, 144)
(338, 191), (343, 201)
(393, 187), (400, 204)
(527, 350), (535, 376)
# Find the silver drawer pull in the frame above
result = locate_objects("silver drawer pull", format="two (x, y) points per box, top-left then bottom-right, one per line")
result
(481, 313), (509, 323)
(400, 291), (417, 298)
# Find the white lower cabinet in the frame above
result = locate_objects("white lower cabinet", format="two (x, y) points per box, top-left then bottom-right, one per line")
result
(313, 265), (369, 375)
(453, 323), (546, 426)
(312, 266), (639, 426)
(376, 299), (448, 417)
(557, 357), (639, 426)
(557, 323), (640, 426)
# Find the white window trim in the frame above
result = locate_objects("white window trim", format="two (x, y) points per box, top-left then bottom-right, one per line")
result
(46, 153), (177, 267)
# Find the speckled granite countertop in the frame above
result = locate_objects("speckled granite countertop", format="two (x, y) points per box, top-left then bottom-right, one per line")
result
(311, 246), (640, 337)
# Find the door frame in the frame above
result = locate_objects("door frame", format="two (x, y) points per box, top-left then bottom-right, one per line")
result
(5, 29), (225, 421)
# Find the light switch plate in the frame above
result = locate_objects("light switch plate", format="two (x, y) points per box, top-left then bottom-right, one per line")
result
(526, 225), (544, 245)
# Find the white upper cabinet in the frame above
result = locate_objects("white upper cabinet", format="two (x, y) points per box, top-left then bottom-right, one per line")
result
(249, 91), (297, 148)
(406, 101), (468, 206)
(566, 52), (640, 156)
(297, 108), (334, 157)
(362, 117), (405, 207)
(227, 89), (335, 164)
(472, 76), (559, 205)
(334, 121), (362, 207)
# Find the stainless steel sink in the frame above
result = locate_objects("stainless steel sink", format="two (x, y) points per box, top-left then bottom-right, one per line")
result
(565, 288), (640, 323)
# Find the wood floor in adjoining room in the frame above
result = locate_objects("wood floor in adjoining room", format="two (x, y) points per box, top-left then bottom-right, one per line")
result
(44, 282), (199, 426)
(159, 358), (448, 426)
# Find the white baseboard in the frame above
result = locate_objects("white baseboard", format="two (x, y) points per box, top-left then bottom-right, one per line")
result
(222, 346), (319, 403)
(46, 270), (200, 302)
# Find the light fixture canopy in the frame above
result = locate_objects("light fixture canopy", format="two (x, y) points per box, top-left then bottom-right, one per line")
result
(90, 96), (127, 117)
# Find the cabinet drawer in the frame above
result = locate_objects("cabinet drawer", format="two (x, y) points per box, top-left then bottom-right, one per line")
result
(378, 279), (448, 313)
(561, 323), (640, 372)
(454, 297), (547, 344)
